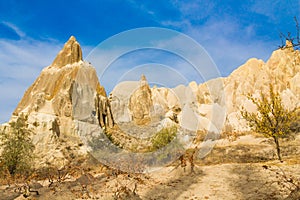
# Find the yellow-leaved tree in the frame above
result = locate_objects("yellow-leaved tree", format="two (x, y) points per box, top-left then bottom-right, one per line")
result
(241, 84), (299, 162)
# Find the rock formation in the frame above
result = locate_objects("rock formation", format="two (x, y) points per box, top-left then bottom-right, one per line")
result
(8, 36), (114, 167)
(111, 44), (299, 134)
(1, 36), (299, 168)
(221, 43), (300, 131)
(129, 75), (153, 125)
(51, 35), (83, 67)
(111, 75), (226, 133)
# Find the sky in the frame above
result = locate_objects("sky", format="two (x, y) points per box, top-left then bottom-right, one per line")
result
(0, 0), (299, 123)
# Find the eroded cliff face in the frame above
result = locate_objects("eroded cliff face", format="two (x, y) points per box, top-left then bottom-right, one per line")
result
(9, 36), (113, 167)
(111, 75), (183, 127)
(13, 36), (106, 118)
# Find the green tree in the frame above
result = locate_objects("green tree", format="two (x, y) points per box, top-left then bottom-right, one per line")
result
(241, 84), (298, 162)
(0, 114), (35, 175)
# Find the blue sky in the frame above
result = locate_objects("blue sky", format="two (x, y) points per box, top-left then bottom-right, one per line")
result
(0, 0), (299, 123)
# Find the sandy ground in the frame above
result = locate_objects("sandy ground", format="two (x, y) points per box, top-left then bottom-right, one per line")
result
(1, 135), (300, 200)
(138, 163), (299, 200)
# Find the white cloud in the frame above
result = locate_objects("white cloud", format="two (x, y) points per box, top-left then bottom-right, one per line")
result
(186, 18), (274, 74)
(131, 1), (275, 77)
(0, 37), (63, 123)
(171, 0), (215, 21)
(163, 14), (274, 75)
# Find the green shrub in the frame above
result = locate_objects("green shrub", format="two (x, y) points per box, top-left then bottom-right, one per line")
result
(150, 126), (177, 151)
(0, 114), (35, 175)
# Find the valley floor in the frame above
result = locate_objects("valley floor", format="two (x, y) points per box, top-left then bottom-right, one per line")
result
(1, 134), (300, 200)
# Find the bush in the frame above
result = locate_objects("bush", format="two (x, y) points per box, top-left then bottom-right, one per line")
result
(150, 126), (177, 151)
(0, 114), (35, 175)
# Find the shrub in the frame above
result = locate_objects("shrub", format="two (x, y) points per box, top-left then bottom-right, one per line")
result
(150, 126), (177, 151)
(0, 114), (35, 175)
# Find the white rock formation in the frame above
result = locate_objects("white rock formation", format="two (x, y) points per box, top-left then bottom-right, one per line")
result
(111, 75), (226, 134)
(6, 36), (114, 167)
(110, 44), (299, 134)
(221, 44), (300, 131)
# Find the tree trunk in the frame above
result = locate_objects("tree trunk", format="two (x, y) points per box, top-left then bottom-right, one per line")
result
(273, 136), (282, 162)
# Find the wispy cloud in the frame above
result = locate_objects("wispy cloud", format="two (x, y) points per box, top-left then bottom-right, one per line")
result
(0, 31), (63, 123)
(170, 0), (215, 21)
(250, 0), (298, 21)
(1, 21), (26, 38)
(158, 2), (277, 75)
(184, 17), (275, 75)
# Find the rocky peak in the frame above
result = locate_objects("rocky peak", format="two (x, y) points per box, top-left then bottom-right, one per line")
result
(140, 74), (148, 86)
(129, 75), (153, 125)
(9, 36), (114, 168)
(52, 36), (83, 67)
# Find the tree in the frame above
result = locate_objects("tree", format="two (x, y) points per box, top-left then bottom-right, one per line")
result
(279, 16), (300, 50)
(0, 114), (35, 175)
(241, 84), (299, 162)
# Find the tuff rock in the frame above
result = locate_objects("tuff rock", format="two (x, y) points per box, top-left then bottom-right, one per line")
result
(111, 45), (299, 134)
(129, 75), (153, 125)
(8, 36), (114, 168)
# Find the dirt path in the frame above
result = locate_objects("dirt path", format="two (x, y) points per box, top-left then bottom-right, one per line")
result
(137, 162), (299, 200)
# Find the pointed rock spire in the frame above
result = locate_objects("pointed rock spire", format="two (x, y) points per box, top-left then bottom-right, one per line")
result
(141, 74), (147, 81)
(129, 74), (153, 125)
(52, 36), (83, 67)
(140, 74), (148, 87)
